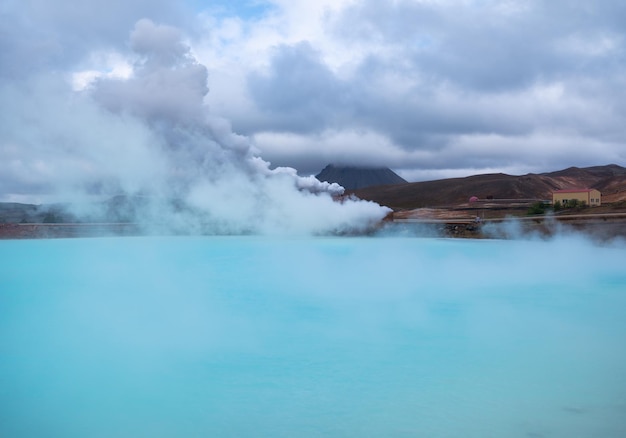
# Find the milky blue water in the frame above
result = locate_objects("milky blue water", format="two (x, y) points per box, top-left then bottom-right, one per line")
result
(1, 236), (626, 437)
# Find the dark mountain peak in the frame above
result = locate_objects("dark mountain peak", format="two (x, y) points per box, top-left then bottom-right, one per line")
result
(315, 164), (407, 190)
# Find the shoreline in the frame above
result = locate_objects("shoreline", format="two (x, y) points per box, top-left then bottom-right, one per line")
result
(0, 223), (143, 240)
(2, 215), (626, 241)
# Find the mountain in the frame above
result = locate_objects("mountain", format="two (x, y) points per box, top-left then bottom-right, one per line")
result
(315, 164), (407, 190)
(351, 164), (626, 210)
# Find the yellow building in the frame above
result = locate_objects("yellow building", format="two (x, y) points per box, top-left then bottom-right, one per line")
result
(552, 188), (601, 206)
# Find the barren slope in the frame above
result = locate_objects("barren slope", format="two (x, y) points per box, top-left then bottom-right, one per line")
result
(352, 164), (626, 210)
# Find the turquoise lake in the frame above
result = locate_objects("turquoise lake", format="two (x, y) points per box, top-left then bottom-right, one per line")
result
(1, 236), (625, 437)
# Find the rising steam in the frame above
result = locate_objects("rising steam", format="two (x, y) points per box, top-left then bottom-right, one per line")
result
(2, 19), (389, 235)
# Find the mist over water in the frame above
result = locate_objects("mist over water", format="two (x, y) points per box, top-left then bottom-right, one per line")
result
(1, 235), (625, 437)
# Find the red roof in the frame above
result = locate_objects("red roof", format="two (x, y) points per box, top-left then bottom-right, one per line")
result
(553, 188), (594, 194)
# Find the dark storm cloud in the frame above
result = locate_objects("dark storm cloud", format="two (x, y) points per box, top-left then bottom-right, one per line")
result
(247, 42), (347, 134)
(247, 40), (530, 145)
(0, 0), (188, 78)
(335, 0), (626, 90)
(244, 0), (626, 176)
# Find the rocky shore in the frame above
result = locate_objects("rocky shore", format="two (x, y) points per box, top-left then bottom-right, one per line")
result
(2, 213), (625, 241)
(0, 223), (143, 239)
(391, 213), (626, 240)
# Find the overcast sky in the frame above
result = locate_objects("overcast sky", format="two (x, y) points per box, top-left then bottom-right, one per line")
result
(2, 0), (626, 203)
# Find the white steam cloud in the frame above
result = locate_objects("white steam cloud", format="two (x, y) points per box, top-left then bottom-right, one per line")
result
(0, 19), (389, 235)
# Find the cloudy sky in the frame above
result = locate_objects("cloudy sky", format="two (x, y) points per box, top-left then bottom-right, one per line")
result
(2, 0), (626, 204)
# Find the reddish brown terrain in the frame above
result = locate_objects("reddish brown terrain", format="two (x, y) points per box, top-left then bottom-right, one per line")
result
(351, 164), (626, 239)
(352, 164), (626, 211)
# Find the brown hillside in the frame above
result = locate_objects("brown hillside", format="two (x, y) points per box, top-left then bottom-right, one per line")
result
(352, 164), (626, 210)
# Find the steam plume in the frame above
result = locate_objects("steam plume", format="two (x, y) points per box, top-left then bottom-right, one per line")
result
(3, 19), (389, 234)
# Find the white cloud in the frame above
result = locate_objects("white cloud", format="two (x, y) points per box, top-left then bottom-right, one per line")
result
(71, 52), (134, 91)
(1, 0), (626, 212)
(187, 0), (626, 180)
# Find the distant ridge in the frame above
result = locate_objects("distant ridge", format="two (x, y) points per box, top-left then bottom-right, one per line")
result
(316, 164), (407, 190)
(351, 164), (626, 210)
(3, 164), (625, 223)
